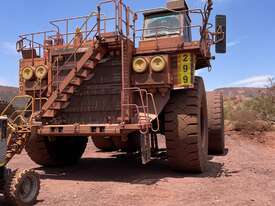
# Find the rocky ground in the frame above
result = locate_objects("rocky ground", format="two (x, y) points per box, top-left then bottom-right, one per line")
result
(1, 131), (275, 206)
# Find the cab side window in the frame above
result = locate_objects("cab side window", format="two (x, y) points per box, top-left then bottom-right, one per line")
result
(184, 14), (192, 42)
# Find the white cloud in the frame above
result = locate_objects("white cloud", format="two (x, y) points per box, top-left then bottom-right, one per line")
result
(195, 69), (208, 76)
(227, 36), (248, 48)
(230, 75), (274, 88)
(227, 41), (240, 48)
(0, 41), (17, 56)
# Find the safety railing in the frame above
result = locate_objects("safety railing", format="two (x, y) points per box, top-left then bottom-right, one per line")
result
(17, 30), (57, 65)
(51, 21), (100, 92)
(48, 12), (110, 47)
(0, 96), (34, 131)
(97, 0), (136, 41)
(123, 87), (159, 134)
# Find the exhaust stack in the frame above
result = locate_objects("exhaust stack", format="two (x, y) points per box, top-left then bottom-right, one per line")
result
(166, 0), (187, 10)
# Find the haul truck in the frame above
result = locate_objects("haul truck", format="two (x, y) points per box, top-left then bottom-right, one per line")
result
(0, 0), (226, 191)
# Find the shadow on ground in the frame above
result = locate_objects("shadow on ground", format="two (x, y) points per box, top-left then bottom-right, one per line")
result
(34, 152), (226, 186)
(0, 149), (229, 205)
(0, 195), (43, 206)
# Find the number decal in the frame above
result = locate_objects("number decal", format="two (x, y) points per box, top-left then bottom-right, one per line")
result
(178, 53), (193, 87)
(182, 54), (191, 62)
(183, 65), (188, 72)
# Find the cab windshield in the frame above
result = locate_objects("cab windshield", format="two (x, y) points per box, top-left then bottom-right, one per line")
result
(143, 12), (181, 38)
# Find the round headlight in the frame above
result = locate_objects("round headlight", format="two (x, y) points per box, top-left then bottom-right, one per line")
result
(22, 66), (34, 80)
(35, 65), (48, 80)
(133, 57), (148, 73)
(150, 56), (166, 72)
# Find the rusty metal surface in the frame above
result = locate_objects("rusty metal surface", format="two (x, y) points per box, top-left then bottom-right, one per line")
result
(37, 123), (146, 137)
(56, 55), (122, 124)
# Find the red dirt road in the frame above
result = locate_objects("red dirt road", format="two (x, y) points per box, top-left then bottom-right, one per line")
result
(1, 132), (275, 206)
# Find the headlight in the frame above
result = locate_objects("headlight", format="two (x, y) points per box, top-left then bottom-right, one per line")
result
(133, 57), (148, 73)
(150, 56), (166, 72)
(22, 66), (34, 80)
(35, 65), (48, 80)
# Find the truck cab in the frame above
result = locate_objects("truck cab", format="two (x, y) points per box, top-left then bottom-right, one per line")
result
(142, 2), (191, 41)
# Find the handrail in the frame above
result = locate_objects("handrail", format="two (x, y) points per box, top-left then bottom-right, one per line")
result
(18, 30), (57, 51)
(1, 95), (33, 117)
(147, 93), (159, 132)
(123, 87), (150, 134)
(123, 87), (160, 134)
(19, 30), (56, 39)
(45, 10), (100, 94)
(1, 95), (34, 133)
(53, 22), (99, 92)
(50, 15), (92, 26)
(63, 12), (98, 48)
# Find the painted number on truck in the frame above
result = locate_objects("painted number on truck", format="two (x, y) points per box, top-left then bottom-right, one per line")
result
(178, 53), (192, 87)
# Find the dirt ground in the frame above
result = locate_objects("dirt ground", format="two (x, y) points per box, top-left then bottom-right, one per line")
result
(1, 131), (275, 206)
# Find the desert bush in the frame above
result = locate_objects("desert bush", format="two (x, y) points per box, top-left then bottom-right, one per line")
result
(224, 78), (275, 132)
(225, 106), (272, 132)
(244, 96), (275, 122)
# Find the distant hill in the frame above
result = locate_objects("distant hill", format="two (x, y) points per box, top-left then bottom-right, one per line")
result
(214, 87), (266, 99)
(0, 85), (18, 102)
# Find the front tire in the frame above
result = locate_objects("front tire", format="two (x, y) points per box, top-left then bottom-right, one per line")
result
(25, 136), (88, 167)
(112, 133), (140, 153)
(164, 77), (208, 173)
(92, 137), (117, 151)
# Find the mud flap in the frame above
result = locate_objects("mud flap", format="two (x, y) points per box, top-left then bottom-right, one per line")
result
(140, 133), (151, 164)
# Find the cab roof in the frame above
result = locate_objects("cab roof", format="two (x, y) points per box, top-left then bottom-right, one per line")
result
(143, 0), (189, 17)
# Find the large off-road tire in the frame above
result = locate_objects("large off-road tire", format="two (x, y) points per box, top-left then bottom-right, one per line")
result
(207, 92), (225, 154)
(112, 133), (140, 153)
(25, 136), (88, 167)
(4, 169), (40, 206)
(164, 76), (208, 173)
(92, 137), (117, 151)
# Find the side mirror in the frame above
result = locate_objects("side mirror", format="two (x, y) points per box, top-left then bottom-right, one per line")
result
(16, 39), (24, 52)
(215, 15), (226, 54)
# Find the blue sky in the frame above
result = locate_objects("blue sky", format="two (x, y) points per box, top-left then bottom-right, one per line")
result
(0, 0), (274, 90)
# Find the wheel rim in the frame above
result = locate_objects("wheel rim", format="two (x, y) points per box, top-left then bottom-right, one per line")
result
(18, 175), (38, 203)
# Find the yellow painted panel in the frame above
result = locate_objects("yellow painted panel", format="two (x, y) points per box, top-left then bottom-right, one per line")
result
(178, 53), (193, 87)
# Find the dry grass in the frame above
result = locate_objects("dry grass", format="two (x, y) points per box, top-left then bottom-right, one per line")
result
(224, 79), (275, 133)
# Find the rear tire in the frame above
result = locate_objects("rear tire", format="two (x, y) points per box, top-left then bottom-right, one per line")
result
(207, 92), (225, 154)
(112, 133), (140, 153)
(164, 77), (208, 173)
(25, 136), (88, 167)
(92, 137), (116, 151)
